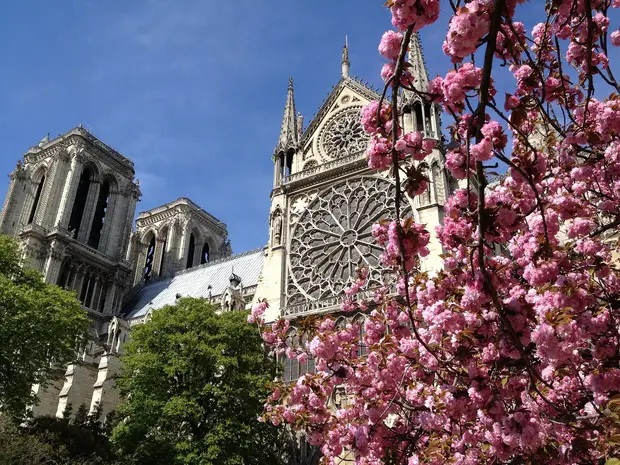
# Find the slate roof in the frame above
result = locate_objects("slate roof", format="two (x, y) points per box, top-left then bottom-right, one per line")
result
(123, 248), (265, 319)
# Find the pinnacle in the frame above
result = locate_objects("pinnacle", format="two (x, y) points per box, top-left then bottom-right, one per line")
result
(274, 78), (298, 156)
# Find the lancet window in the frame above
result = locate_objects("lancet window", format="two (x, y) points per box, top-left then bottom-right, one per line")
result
(143, 234), (156, 281)
(88, 179), (111, 249)
(27, 174), (45, 225)
(186, 233), (196, 269)
(201, 242), (209, 264)
(68, 167), (94, 237)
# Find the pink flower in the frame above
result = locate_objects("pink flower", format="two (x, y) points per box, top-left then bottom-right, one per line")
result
(443, 1), (491, 61)
(378, 30), (404, 60)
(611, 29), (620, 46)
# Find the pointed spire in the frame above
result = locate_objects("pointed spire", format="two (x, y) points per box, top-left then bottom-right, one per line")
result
(341, 34), (350, 78)
(275, 77), (298, 156)
(408, 32), (429, 92)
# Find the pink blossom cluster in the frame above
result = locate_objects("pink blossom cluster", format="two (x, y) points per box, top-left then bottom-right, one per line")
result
(394, 131), (435, 160)
(255, 1), (620, 464)
(443, 1), (491, 62)
(389, 0), (440, 31)
(372, 219), (430, 272)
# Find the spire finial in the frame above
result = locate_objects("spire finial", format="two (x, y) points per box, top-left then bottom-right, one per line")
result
(274, 78), (298, 157)
(407, 32), (429, 92)
(341, 34), (350, 78)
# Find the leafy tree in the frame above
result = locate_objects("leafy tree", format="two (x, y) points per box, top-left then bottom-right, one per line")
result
(24, 403), (116, 462)
(254, 1), (620, 464)
(0, 412), (118, 465)
(112, 298), (287, 465)
(0, 234), (88, 417)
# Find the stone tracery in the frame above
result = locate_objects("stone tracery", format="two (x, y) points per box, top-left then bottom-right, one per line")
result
(287, 176), (399, 303)
(319, 107), (369, 159)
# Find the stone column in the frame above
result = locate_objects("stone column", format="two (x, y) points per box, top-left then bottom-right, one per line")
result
(117, 191), (138, 259)
(42, 154), (71, 228)
(77, 181), (101, 244)
(95, 280), (107, 312)
(134, 245), (147, 286)
(152, 238), (165, 278)
(430, 105), (436, 138)
(34, 158), (60, 228)
(0, 172), (19, 232)
(177, 221), (190, 272)
(421, 102), (428, 137)
(99, 190), (121, 255)
(56, 154), (85, 229)
(273, 157), (281, 187)
(0, 167), (28, 237)
(192, 241), (202, 268)
(162, 225), (176, 277)
(17, 176), (36, 228)
(42, 241), (65, 285)
(103, 282), (120, 315)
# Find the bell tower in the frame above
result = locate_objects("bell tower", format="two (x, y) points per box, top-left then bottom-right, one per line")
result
(0, 127), (140, 329)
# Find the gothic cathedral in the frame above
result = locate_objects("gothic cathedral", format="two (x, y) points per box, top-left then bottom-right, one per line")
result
(0, 34), (453, 418)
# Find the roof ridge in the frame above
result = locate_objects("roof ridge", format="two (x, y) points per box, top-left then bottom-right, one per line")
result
(174, 247), (264, 276)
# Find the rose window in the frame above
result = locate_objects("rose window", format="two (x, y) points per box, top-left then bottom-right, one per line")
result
(319, 107), (369, 158)
(287, 177), (400, 303)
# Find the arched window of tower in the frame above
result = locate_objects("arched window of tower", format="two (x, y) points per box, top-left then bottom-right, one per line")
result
(57, 259), (71, 288)
(201, 242), (209, 265)
(68, 167), (94, 238)
(88, 179), (112, 249)
(27, 174), (45, 225)
(186, 233), (196, 269)
(143, 234), (156, 281)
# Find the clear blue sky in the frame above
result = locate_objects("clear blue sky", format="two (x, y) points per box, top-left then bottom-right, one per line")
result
(0, 2), (616, 254)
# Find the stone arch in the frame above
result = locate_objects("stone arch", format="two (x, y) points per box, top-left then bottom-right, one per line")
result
(68, 163), (99, 238)
(25, 165), (48, 225)
(88, 173), (118, 250)
(282, 328), (300, 382)
(185, 227), (203, 269)
(200, 235), (216, 265)
(158, 224), (170, 276)
(334, 316), (348, 330)
(142, 230), (157, 281)
(302, 159), (318, 171)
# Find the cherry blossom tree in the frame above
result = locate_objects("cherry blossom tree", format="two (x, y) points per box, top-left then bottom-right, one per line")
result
(252, 1), (620, 464)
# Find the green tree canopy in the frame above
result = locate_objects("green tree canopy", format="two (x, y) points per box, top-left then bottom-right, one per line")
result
(0, 234), (88, 417)
(112, 298), (287, 465)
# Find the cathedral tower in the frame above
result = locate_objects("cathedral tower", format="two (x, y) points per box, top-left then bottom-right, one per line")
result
(255, 36), (453, 327)
(0, 127), (140, 326)
(126, 197), (232, 287)
(0, 127), (140, 418)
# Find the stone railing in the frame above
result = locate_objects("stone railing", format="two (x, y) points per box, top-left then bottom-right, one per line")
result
(282, 287), (383, 319)
(282, 151), (366, 185)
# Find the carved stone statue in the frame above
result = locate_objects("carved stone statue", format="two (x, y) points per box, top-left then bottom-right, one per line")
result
(272, 211), (282, 246)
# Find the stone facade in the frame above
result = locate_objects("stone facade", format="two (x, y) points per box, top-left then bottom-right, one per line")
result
(126, 197), (231, 287)
(255, 35), (453, 324)
(0, 34), (454, 424)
